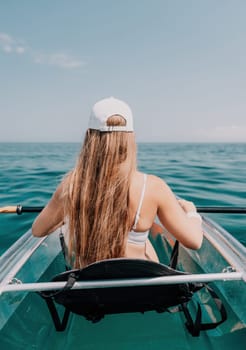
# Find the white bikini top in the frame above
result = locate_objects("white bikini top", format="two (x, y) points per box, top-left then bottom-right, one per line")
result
(128, 174), (149, 246)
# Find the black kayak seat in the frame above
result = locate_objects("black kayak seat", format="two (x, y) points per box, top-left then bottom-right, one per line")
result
(40, 258), (226, 335)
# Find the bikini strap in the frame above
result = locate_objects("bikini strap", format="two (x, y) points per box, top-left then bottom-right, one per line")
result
(132, 174), (147, 230)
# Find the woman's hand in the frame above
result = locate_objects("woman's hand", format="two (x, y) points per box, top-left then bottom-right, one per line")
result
(178, 199), (197, 213)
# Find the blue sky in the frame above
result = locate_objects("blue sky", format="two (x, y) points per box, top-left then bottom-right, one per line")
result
(0, 0), (246, 142)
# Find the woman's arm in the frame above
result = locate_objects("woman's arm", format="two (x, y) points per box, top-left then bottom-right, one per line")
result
(32, 183), (64, 237)
(154, 177), (203, 250)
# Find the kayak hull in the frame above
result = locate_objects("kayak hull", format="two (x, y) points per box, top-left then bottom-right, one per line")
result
(0, 216), (245, 349)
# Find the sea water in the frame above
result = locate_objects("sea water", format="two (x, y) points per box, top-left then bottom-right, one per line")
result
(0, 142), (245, 255)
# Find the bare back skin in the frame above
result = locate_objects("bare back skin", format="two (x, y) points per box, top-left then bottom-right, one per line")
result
(32, 171), (203, 265)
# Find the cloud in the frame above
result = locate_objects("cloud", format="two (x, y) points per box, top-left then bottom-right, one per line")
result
(0, 32), (26, 54)
(0, 32), (84, 69)
(34, 52), (84, 69)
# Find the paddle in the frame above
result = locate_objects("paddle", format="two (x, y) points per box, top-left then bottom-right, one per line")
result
(0, 205), (246, 214)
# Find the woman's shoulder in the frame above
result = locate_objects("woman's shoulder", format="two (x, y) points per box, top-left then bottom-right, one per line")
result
(136, 171), (170, 192)
(143, 172), (167, 186)
(53, 172), (73, 200)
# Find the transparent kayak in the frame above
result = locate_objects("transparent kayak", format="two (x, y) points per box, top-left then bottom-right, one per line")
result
(0, 216), (245, 349)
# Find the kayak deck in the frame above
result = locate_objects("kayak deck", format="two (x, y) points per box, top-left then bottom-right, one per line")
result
(1, 296), (245, 350)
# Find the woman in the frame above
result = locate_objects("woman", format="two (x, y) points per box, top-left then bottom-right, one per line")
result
(32, 97), (203, 268)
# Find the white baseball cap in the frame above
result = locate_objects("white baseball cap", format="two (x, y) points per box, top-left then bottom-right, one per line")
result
(88, 97), (134, 132)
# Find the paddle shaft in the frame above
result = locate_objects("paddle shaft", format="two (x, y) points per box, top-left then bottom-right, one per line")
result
(197, 207), (246, 214)
(0, 205), (44, 214)
(16, 206), (44, 214)
(0, 205), (246, 214)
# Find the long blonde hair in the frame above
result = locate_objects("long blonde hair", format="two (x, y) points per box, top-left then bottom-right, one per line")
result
(63, 116), (137, 268)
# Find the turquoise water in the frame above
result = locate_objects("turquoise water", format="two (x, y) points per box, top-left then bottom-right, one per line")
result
(0, 142), (245, 255)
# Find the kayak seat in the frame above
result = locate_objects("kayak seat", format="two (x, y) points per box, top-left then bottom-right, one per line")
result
(39, 257), (226, 335)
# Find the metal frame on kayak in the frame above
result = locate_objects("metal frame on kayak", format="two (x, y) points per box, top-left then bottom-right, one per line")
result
(0, 271), (243, 294)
